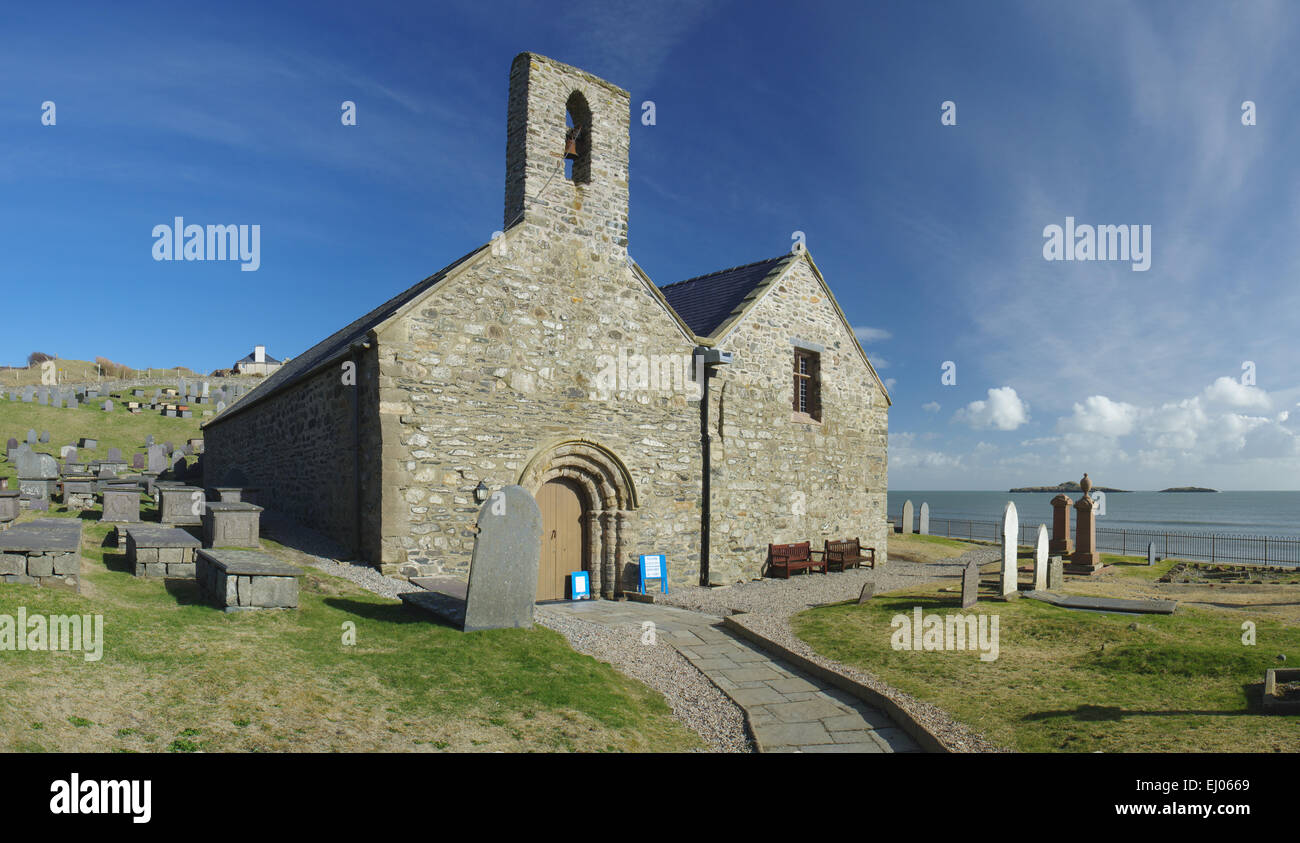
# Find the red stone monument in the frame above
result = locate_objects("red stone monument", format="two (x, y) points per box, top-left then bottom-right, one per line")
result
(1066, 473), (1103, 575)
(1049, 493), (1073, 555)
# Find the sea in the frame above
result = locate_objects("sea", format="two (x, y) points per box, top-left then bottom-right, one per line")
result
(888, 491), (1300, 539)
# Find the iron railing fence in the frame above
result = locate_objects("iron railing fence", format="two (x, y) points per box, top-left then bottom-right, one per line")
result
(894, 515), (1300, 567)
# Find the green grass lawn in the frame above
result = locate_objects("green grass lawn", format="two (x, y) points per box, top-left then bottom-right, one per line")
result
(1, 514), (702, 752)
(791, 576), (1300, 752)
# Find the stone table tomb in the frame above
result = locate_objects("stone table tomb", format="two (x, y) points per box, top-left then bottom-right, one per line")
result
(202, 502), (263, 548)
(197, 549), (301, 611)
(125, 525), (201, 578)
(158, 485), (205, 526)
(0, 519), (82, 589)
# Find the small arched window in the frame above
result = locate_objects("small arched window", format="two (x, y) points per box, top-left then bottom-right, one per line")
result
(565, 91), (592, 184)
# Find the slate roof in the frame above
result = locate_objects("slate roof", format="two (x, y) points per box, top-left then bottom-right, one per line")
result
(236, 350), (282, 365)
(658, 255), (793, 338)
(205, 243), (488, 426)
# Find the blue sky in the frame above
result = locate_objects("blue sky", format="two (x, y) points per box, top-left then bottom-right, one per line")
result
(2, 1), (1298, 490)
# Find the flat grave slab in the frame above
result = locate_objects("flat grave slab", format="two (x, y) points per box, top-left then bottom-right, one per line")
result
(125, 525), (202, 578)
(0, 518), (82, 589)
(1022, 590), (1177, 615)
(197, 548), (301, 611)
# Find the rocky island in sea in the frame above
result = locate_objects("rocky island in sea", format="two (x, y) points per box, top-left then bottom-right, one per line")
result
(1008, 480), (1131, 493)
(1158, 486), (1218, 492)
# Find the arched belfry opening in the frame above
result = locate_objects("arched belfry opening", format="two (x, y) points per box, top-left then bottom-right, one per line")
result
(520, 439), (636, 598)
(564, 91), (592, 184)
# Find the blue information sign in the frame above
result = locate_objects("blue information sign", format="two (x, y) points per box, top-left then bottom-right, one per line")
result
(570, 571), (591, 601)
(638, 554), (667, 595)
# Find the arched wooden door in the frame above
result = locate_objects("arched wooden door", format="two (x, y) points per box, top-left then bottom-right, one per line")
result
(536, 478), (587, 601)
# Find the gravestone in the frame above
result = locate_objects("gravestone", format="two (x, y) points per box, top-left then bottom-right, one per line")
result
(60, 445), (76, 460)
(1047, 556), (1064, 590)
(26, 430), (36, 444)
(999, 501), (1019, 597)
(102, 400), (113, 412)
(147, 445), (166, 473)
(919, 501), (929, 535)
(6, 437), (16, 452)
(1147, 542), (1155, 567)
(146, 434), (154, 447)
(961, 559), (979, 609)
(901, 500), (914, 534)
(462, 486), (543, 632)
(163, 442), (173, 455)
(132, 453), (146, 470)
(79, 438), (97, 449)
(107, 447), (122, 462)
(857, 582), (874, 604)
(216, 401), (227, 413)
(39, 431), (49, 443)
(1033, 524), (1049, 591)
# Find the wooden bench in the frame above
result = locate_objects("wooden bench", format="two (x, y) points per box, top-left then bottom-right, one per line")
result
(767, 541), (827, 578)
(824, 538), (875, 571)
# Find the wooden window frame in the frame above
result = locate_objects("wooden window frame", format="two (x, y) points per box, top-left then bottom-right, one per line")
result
(792, 349), (821, 423)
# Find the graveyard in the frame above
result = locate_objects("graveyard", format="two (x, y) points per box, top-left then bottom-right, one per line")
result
(0, 512), (701, 753)
(791, 543), (1300, 752)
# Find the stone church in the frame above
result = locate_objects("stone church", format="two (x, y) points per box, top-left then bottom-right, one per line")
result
(203, 53), (890, 599)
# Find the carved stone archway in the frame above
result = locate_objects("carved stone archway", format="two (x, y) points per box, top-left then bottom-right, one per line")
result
(519, 439), (637, 598)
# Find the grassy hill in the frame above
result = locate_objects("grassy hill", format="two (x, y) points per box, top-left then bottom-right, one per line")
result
(0, 360), (203, 388)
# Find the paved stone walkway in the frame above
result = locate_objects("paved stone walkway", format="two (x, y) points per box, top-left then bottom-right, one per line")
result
(544, 600), (921, 753)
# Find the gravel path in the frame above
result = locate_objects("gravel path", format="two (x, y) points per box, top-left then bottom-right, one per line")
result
(533, 605), (752, 752)
(660, 546), (1009, 753)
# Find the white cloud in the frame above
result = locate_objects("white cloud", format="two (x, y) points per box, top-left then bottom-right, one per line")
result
(1059, 395), (1140, 437)
(853, 326), (892, 343)
(954, 386), (1029, 431)
(922, 401), (941, 413)
(1203, 376), (1271, 410)
(884, 378), (897, 391)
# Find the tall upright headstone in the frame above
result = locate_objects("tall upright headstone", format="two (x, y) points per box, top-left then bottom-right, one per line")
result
(961, 560), (979, 609)
(1047, 555), (1064, 589)
(999, 501), (1019, 597)
(901, 500), (914, 534)
(147, 444), (166, 473)
(1147, 542), (1155, 567)
(462, 486), (544, 632)
(1033, 524), (1049, 591)
(918, 501), (930, 535)
(1067, 473), (1103, 575)
(1050, 493), (1074, 555)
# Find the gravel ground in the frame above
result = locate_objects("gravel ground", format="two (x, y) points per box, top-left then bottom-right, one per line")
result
(660, 546), (1009, 753)
(533, 605), (753, 753)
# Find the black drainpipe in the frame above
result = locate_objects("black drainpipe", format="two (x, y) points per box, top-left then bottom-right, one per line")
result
(696, 347), (711, 587)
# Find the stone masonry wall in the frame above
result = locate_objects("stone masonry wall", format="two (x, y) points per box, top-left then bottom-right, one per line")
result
(375, 238), (702, 589)
(705, 255), (889, 583)
(202, 350), (378, 559)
